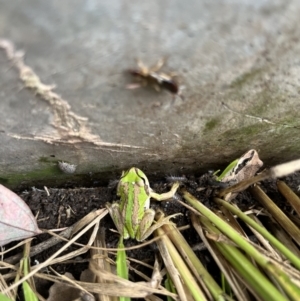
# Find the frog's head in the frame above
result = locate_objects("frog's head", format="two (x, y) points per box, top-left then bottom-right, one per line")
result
(117, 167), (150, 197)
(121, 167), (149, 185)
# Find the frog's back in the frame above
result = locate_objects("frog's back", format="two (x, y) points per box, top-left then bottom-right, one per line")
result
(121, 181), (150, 239)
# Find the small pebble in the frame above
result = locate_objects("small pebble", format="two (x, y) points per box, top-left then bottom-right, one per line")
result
(58, 161), (77, 174)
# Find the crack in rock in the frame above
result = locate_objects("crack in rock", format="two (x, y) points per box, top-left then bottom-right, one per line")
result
(0, 38), (145, 151)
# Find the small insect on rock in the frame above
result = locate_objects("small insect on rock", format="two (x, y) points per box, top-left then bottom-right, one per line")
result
(127, 59), (184, 100)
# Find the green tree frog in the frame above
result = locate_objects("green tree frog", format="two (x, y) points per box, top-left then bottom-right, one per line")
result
(210, 150), (263, 190)
(106, 167), (180, 241)
(218, 149), (263, 183)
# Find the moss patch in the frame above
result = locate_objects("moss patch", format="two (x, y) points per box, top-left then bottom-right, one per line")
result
(229, 68), (264, 89)
(204, 118), (221, 132)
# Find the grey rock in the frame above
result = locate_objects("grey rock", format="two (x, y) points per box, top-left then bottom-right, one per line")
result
(0, 0), (299, 188)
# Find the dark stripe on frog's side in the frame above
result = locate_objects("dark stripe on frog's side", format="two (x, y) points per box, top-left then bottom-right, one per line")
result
(120, 182), (135, 238)
(234, 150), (255, 175)
(133, 184), (141, 231)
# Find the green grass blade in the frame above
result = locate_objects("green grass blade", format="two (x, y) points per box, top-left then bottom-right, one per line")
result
(22, 281), (38, 301)
(0, 293), (13, 301)
(183, 189), (300, 300)
(214, 197), (300, 269)
(116, 236), (130, 301)
(21, 242), (38, 301)
(200, 216), (289, 301)
(216, 159), (239, 181)
(165, 273), (177, 301)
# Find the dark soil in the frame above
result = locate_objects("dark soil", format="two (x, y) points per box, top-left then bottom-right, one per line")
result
(4, 171), (300, 299)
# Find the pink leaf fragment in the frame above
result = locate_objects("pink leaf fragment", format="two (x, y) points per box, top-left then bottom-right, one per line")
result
(0, 184), (42, 246)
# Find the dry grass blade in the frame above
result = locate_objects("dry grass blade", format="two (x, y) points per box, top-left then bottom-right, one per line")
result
(0, 274), (14, 300)
(266, 221), (300, 257)
(221, 204), (300, 290)
(0, 238), (33, 257)
(0, 262), (17, 284)
(277, 180), (300, 216)
(46, 271), (90, 301)
(155, 225), (207, 301)
(144, 295), (165, 301)
(116, 253), (172, 297)
(71, 210), (105, 236)
(2, 209), (106, 294)
(47, 211), (102, 267)
(49, 267), (92, 298)
(213, 197), (300, 269)
(215, 207), (246, 236)
(199, 214), (291, 301)
(88, 260), (178, 299)
(183, 189), (300, 300)
(154, 229), (187, 301)
(191, 214), (251, 301)
(160, 218), (230, 301)
(249, 185), (300, 246)
(90, 228), (117, 301)
(149, 256), (163, 289)
(246, 214), (283, 260)
(5, 223), (75, 264)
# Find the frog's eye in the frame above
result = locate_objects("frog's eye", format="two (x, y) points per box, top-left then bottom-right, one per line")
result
(234, 154), (254, 174)
(136, 177), (150, 195)
(136, 169), (147, 181)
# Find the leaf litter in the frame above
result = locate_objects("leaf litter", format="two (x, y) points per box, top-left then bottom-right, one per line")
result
(0, 185), (42, 246)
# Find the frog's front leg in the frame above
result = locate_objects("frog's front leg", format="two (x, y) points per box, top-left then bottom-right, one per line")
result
(106, 202), (130, 239)
(137, 209), (181, 241)
(150, 182), (180, 201)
